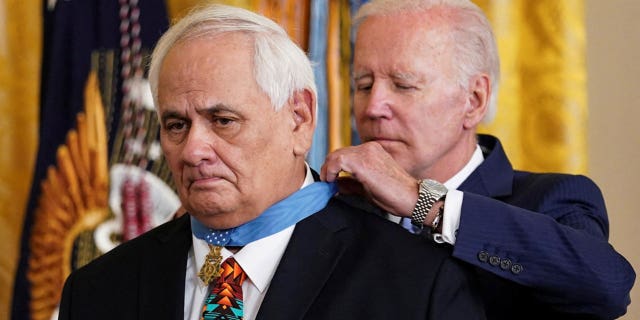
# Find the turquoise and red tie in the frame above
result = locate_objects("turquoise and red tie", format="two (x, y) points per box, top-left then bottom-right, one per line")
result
(201, 257), (247, 320)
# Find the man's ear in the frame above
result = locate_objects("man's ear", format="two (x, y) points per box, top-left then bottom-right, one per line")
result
(463, 74), (490, 129)
(290, 88), (316, 157)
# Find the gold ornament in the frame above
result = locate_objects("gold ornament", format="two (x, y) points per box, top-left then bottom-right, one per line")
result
(198, 245), (223, 285)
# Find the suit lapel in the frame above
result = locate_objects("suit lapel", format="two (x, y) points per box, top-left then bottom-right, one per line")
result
(460, 134), (514, 198)
(256, 201), (350, 319)
(138, 215), (192, 319)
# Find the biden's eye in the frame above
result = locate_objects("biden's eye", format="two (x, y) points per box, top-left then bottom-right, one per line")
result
(214, 117), (234, 126)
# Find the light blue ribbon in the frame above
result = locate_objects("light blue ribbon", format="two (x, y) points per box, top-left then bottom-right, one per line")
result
(191, 182), (337, 246)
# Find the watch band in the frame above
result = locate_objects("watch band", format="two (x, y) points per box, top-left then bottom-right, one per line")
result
(410, 179), (447, 228)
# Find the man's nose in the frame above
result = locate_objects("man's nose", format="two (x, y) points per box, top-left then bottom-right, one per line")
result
(362, 83), (393, 119)
(181, 125), (218, 166)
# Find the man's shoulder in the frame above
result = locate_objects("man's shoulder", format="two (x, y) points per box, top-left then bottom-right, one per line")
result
(298, 196), (464, 276)
(71, 215), (190, 277)
(318, 196), (453, 257)
(330, 194), (385, 216)
(478, 134), (602, 196)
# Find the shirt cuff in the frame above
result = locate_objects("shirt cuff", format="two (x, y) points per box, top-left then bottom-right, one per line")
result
(432, 189), (462, 245)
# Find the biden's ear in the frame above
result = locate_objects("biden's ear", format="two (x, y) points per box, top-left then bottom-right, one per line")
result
(290, 88), (316, 157)
(463, 73), (490, 129)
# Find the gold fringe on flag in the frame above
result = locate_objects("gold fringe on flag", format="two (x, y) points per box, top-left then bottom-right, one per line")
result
(27, 72), (110, 320)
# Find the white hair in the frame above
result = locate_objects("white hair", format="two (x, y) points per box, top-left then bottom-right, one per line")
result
(354, 0), (500, 122)
(148, 4), (317, 112)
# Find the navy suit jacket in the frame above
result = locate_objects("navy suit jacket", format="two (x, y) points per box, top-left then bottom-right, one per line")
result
(58, 197), (485, 320)
(451, 134), (635, 319)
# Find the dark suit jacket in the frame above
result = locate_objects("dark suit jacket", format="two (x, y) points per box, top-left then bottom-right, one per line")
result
(450, 134), (635, 319)
(58, 198), (485, 320)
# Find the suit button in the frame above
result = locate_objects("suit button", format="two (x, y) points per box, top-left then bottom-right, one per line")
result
(500, 258), (512, 270)
(489, 256), (500, 266)
(478, 251), (489, 262)
(511, 264), (523, 274)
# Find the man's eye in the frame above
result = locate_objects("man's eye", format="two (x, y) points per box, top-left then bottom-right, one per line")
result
(395, 83), (415, 90)
(355, 83), (372, 92)
(165, 121), (187, 132)
(214, 117), (234, 126)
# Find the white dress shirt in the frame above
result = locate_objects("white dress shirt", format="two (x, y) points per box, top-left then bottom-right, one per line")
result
(184, 166), (315, 320)
(434, 145), (484, 244)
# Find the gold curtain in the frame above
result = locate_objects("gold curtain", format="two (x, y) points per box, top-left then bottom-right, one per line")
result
(327, 0), (352, 151)
(167, 0), (252, 20)
(0, 1), (41, 320)
(1, 3), (123, 319)
(166, 0), (310, 50)
(475, 0), (588, 174)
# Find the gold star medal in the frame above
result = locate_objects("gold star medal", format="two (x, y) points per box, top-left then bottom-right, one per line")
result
(198, 245), (223, 285)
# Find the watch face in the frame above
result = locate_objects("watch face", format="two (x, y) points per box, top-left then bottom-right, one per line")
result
(422, 179), (447, 197)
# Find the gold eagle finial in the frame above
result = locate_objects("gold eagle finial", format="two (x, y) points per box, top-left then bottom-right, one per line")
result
(27, 72), (109, 320)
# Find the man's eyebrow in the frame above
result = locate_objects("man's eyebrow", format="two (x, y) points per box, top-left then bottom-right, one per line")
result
(160, 103), (237, 120)
(352, 71), (423, 82)
(390, 72), (420, 81)
(160, 110), (184, 124)
(195, 103), (236, 116)
(353, 71), (372, 81)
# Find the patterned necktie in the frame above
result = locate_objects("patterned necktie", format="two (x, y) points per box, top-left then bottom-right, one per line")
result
(201, 257), (247, 320)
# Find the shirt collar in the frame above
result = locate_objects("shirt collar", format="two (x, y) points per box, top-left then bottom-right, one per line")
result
(444, 145), (484, 189)
(192, 163), (314, 291)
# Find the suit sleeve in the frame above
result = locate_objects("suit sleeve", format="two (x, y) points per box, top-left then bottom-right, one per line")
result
(453, 174), (635, 318)
(427, 257), (486, 320)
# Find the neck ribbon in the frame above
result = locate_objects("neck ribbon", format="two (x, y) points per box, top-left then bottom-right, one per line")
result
(191, 181), (337, 246)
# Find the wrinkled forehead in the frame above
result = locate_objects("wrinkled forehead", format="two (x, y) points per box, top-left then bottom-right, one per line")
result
(156, 34), (264, 110)
(159, 34), (254, 86)
(354, 14), (457, 76)
(356, 11), (455, 51)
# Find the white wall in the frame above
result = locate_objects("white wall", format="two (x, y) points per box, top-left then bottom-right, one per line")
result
(586, 0), (639, 319)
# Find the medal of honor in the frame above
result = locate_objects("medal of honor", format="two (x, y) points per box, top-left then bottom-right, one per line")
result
(198, 245), (223, 285)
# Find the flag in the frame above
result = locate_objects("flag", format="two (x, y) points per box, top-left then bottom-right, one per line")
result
(11, 1), (172, 319)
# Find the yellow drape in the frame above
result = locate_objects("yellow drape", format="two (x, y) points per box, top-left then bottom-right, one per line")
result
(255, 0), (310, 49)
(327, 0), (352, 151)
(475, 0), (588, 174)
(167, 0), (253, 20)
(166, 0), (310, 50)
(0, 1), (41, 320)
